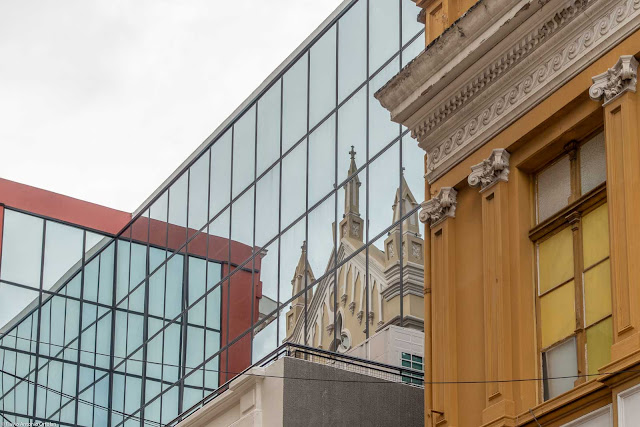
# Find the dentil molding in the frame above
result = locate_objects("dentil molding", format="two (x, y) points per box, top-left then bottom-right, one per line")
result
(589, 55), (639, 105)
(468, 149), (510, 191)
(419, 187), (457, 228)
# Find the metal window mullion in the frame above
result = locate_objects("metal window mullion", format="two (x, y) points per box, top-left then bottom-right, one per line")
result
(333, 16), (340, 352)
(224, 126), (234, 384)
(31, 219), (46, 423)
(364, 0), (370, 340)
(250, 102), (258, 363)
(276, 76), (284, 349)
(305, 50), (311, 348)
(140, 211), (152, 427)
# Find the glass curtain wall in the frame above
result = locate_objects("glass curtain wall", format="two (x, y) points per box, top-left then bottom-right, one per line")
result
(0, 0), (425, 425)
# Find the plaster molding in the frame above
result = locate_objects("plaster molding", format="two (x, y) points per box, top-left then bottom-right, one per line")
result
(468, 149), (510, 191)
(589, 54), (639, 105)
(423, 0), (640, 181)
(412, 0), (592, 142)
(419, 187), (457, 227)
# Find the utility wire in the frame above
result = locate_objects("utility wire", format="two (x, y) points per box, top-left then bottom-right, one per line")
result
(3, 335), (640, 385)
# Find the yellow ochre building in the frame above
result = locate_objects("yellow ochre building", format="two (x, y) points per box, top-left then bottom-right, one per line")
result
(376, 0), (640, 425)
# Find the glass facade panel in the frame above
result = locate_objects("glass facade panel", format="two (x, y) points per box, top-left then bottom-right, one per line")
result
(0, 1), (426, 424)
(369, 0), (400, 73)
(282, 54), (308, 153)
(309, 27), (337, 128)
(1, 210), (44, 288)
(338, 0), (367, 102)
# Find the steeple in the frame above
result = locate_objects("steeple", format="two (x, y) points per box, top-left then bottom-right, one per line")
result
(384, 176), (424, 268)
(390, 175), (421, 237)
(285, 241), (315, 339)
(339, 146), (364, 242)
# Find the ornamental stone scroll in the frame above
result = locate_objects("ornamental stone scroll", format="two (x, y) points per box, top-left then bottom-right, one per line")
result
(468, 149), (510, 191)
(419, 187), (457, 228)
(589, 55), (639, 106)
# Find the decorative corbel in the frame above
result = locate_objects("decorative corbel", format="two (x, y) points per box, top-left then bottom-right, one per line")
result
(468, 149), (510, 191)
(589, 55), (639, 106)
(419, 187), (457, 228)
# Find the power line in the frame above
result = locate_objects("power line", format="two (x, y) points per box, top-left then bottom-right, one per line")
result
(4, 336), (640, 385)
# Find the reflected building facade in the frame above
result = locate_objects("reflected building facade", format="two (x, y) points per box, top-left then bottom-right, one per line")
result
(0, 1), (427, 426)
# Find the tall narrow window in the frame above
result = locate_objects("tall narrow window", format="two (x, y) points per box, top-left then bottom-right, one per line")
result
(533, 131), (611, 401)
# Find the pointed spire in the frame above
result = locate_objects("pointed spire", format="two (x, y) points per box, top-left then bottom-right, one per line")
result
(390, 175), (420, 237)
(344, 146), (361, 217)
(292, 240), (315, 296)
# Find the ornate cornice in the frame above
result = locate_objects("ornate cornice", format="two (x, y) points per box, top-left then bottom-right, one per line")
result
(419, 187), (457, 227)
(422, 0), (640, 181)
(589, 55), (639, 105)
(468, 149), (510, 191)
(412, 0), (592, 141)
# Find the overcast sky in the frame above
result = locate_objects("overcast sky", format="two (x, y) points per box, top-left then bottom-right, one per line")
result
(0, 0), (344, 213)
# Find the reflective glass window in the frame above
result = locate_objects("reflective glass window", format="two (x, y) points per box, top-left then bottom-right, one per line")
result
(1, 210), (44, 288)
(309, 26), (337, 128)
(232, 106), (256, 197)
(338, 0), (367, 102)
(282, 54), (308, 153)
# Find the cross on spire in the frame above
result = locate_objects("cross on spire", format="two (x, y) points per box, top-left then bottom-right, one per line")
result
(349, 145), (356, 160)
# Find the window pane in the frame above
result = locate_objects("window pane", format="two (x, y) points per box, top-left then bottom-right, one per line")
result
(255, 164), (280, 248)
(188, 153), (210, 234)
(43, 221), (84, 291)
(338, 86), (366, 185)
(369, 0), (400, 73)
(582, 203), (609, 268)
(580, 132), (606, 195)
(537, 155), (571, 223)
(232, 106), (256, 198)
(543, 337), (578, 400)
(540, 281), (575, 348)
(210, 132), (232, 219)
(169, 173), (188, 232)
(586, 317), (612, 376)
(1, 210), (43, 288)
(0, 283), (38, 333)
(584, 260), (611, 326)
(308, 115), (336, 207)
(338, 0), (366, 102)
(402, 0), (423, 45)
(309, 26), (336, 128)
(257, 80), (281, 176)
(369, 58), (400, 157)
(538, 227), (574, 294)
(281, 143), (307, 228)
(282, 54), (308, 153)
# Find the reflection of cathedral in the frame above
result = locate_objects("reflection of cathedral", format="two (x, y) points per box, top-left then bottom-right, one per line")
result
(285, 149), (425, 360)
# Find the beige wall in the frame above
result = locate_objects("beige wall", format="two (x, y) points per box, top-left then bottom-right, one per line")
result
(177, 360), (284, 427)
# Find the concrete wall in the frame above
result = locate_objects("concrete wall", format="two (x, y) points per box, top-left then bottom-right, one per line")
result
(282, 357), (423, 427)
(348, 324), (424, 368)
(179, 356), (423, 427)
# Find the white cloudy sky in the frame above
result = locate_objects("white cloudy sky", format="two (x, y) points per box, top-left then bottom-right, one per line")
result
(0, 0), (344, 213)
